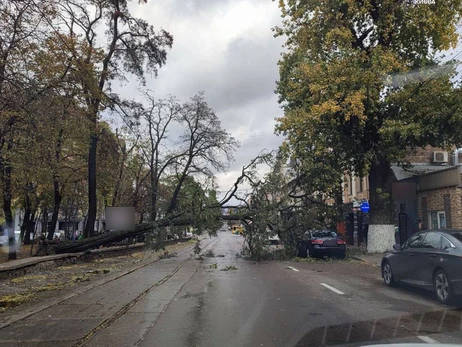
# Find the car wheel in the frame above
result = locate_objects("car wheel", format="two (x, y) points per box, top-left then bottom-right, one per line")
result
(434, 269), (454, 305)
(382, 261), (396, 287)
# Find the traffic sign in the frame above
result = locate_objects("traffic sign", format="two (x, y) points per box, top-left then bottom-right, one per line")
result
(360, 201), (370, 213)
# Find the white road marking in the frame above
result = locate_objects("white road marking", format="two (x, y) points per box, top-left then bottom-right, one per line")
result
(438, 310), (447, 332)
(370, 319), (377, 339)
(287, 266), (299, 272)
(321, 326), (328, 345)
(417, 335), (440, 344)
(320, 283), (345, 295)
(393, 316), (401, 338)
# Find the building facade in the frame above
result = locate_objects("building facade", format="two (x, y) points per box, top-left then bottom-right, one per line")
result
(343, 147), (462, 246)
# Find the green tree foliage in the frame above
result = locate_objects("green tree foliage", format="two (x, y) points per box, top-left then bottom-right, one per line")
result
(275, 0), (462, 224)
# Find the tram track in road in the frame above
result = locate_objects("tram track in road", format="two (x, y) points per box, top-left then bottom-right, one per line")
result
(0, 236), (216, 332)
(74, 236), (218, 347)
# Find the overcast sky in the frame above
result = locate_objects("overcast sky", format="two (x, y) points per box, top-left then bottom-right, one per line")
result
(112, 0), (286, 201)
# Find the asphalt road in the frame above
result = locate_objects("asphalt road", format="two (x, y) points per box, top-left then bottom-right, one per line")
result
(2, 232), (462, 347)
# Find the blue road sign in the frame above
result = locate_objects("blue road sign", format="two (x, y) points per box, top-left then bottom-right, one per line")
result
(360, 201), (370, 213)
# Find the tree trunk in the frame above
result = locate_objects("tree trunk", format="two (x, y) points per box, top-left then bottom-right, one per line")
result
(84, 133), (98, 238)
(43, 207), (50, 239)
(112, 148), (126, 207)
(46, 214), (244, 255)
(334, 185), (344, 222)
(150, 170), (158, 222)
(367, 158), (396, 253)
(167, 160), (192, 215)
(20, 206), (29, 245)
(48, 128), (63, 240)
(25, 209), (37, 245)
(0, 136), (16, 259)
(47, 178), (62, 240)
(21, 194), (32, 245)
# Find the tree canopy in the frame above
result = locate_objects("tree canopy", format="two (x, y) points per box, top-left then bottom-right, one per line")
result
(275, 0), (462, 224)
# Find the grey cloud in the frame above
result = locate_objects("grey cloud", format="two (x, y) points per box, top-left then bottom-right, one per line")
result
(207, 36), (283, 112)
(165, 0), (235, 17)
(152, 35), (283, 111)
(117, 0), (285, 193)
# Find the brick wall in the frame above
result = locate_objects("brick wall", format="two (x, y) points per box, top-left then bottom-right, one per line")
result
(342, 146), (460, 204)
(417, 187), (462, 229)
(405, 145), (449, 164)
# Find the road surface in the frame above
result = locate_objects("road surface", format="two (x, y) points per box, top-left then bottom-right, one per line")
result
(1, 231), (462, 347)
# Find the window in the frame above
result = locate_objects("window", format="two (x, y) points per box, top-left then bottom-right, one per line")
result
(403, 233), (426, 249)
(312, 230), (338, 238)
(429, 211), (446, 229)
(358, 177), (363, 192)
(449, 232), (462, 244)
(441, 237), (454, 250)
(421, 232), (442, 249)
(348, 175), (353, 195)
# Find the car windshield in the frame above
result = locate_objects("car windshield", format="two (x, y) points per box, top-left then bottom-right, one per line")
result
(4, 1), (462, 346)
(312, 230), (338, 238)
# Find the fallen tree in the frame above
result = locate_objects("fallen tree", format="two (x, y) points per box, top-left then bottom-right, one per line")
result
(45, 214), (250, 255)
(34, 153), (266, 256)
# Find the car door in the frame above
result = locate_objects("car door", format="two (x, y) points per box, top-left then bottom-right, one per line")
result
(395, 232), (426, 282)
(416, 231), (444, 287)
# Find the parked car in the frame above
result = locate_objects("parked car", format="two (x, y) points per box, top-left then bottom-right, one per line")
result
(381, 229), (462, 304)
(297, 229), (346, 259)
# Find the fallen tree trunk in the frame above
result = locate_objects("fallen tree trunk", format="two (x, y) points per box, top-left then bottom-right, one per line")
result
(49, 218), (186, 254)
(43, 214), (251, 255)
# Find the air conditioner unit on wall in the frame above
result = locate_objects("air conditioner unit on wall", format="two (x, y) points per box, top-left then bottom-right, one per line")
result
(433, 151), (448, 163)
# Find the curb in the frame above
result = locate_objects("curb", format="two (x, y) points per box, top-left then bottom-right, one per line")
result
(349, 255), (381, 268)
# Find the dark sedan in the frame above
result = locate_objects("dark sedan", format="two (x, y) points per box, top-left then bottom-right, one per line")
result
(297, 229), (346, 259)
(381, 229), (462, 304)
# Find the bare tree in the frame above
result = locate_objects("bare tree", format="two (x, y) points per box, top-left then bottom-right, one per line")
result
(44, 92), (244, 254)
(50, 0), (173, 238)
(138, 93), (182, 222)
(111, 129), (138, 207)
(166, 92), (239, 215)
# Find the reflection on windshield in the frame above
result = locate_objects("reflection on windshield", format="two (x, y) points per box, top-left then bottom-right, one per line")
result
(295, 308), (462, 347)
